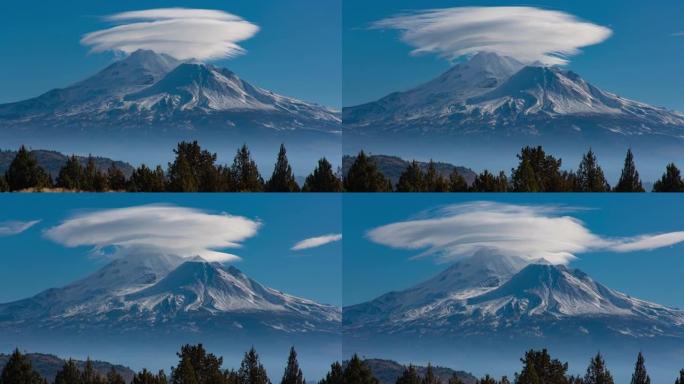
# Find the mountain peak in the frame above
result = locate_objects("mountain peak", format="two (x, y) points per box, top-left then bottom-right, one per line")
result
(465, 52), (524, 72)
(122, 49), (180, 68)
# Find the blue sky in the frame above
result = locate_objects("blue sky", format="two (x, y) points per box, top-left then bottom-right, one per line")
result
(343, 0), (684, 109)
(0, 194), (342, 306)
(0, 0), (341, 108)
(343, 194), (684, 309)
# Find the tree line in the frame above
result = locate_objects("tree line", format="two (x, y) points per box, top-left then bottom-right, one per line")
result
(331, 350), (682, 384)
(0, 143), (342, 192)
(3, 346), (683, 384)
(1, 344), (307, 384)
(5, 143), (684, 192)
(343, 147), (684, 192)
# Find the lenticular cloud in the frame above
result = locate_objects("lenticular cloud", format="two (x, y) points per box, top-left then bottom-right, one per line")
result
(44, 205), (261, 262)
(366, 202), (684, 265)
(81, 8), (260, 61)
(372, 6), (612, 65)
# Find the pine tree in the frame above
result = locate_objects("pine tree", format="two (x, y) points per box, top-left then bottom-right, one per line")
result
(674, 369), (684, 384)
(448, 374), (464, 384)
(511, 146), (566, 192)
(448, 170), (468, 192)
(266, 144), (300, 192)
(134, 369), (168, 384)
(226, 370), (239, 384)
(495, 171), (508, 192)
(478, 375), (496, 384)
(106, 164), (127, 191)
(171, 358), (199, 384)
(167, 153), (198, 192)
(575, 149), (610, 192)
(232, 145), (265, 192)
(5, 146), (51, 191)
(514, 349), (568, 384)
(317, 362), (343, 384)
(238, 347), (271, 384)
(630, 352), (650, 384)
(167, 141), (223, 192)
(171, 344), (227, 384)
(342, 355), (378, 384)
(0, 348), (46, 384)
(82, 156), (108, 192)
(57, 155), (84, 190)
(424, 161), (449, 192)
(614, 149), (644, 192)
(470, 170), (508, 192)
(514, 357), (540, 384)
(0, 174), (7, 192)
(653, 163), (684, 192)
(128, 165), (166, 192)
(81, 358), (105, 384)
(54, 359), (83, 384)
(302, 158), (342, 192)
(512, 158), (540, 192)
(106, 367), (126, 384)
(280, 347), (305, 384)
(217, 165), (235, 192)
(396, 161), (425, 192)
(421, 364), (441, 384)
(396, 365), (421, 384)
(343, 151), (391, 192)
(500, 376), (511, 384)
(583, 353), (614, 384)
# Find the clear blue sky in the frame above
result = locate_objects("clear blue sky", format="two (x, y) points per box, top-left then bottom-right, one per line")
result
(343, 194), (684, 309)
(0, 194), (342, 306)
(0, 0), (341, 108)
(343, 0), (684, 109)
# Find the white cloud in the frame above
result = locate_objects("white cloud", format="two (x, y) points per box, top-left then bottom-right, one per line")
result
(81, 8), (259, 61)
(44, 205), (260, 262)
(372, 6), (612, 65)
(0, 220), (40, 236)
(291, 233), (342, 251)
(367, 202), (684, 265)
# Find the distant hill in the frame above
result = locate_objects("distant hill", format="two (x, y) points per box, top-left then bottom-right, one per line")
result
(364, 358), (477, 384)
(0, 352), (135, 382)
(342, 154), (477, 186)
(0, 149), (134, 179)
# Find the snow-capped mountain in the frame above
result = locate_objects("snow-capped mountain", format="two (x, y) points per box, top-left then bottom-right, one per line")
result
(0, 255), (340, 335)
(0, 49), (341, 172)
(343, 254), (684, 340)
(1, 50), (181, 117)
(344, 51), (684, 135)
(0, 49), (339, 132)
(344, 52), (524, 126)
(343, 52), (684, 180)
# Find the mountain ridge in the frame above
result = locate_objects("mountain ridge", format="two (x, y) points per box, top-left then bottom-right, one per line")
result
(0, 49), (340, 131)
(0, 149), (134, 179)
(343, 254), (684, 339)
(0, 256), (340, 335)
(0, 49), (341, 172)
(341, 154), (477, 186)
(0, 353), (135, 383)
(342, 52), (684, 180)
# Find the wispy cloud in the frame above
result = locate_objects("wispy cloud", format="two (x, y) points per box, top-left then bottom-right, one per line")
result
(0, 220), (40, 236)
(81, 8), (259, 61)
(372, 6), (612, 65)
(291, 233), (342, 251)
(367, 202), (684, 265)
(44, 205), (260, 262)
